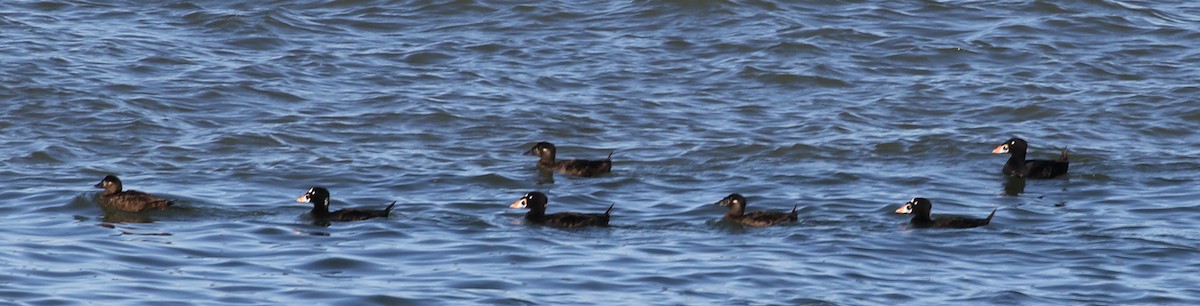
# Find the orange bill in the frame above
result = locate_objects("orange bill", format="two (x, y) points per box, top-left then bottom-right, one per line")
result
(510, 198), (526, 208)
(991, 144), (1008, 154)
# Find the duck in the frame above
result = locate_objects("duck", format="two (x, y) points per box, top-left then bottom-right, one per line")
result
(509, 191), (613, 228)
(524, 142), (612, 177)
(93, 175), (173, 212)
(901, 198), (996, 229)
(714, 193), (798, 227)
(295, 187), (396, 224)
(992, 137), (1069, 179)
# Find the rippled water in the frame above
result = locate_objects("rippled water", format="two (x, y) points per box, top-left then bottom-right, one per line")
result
(3, 0), (1199, 304)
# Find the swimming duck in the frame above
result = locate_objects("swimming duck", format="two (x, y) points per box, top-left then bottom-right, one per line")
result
(93, 175), (173, 212)
(901, 198), (996, 229)
(992, 137), (1069, 179)
(524, 142), (612, 177)
(714, 193), (798, 227)
(509, 191), (613, 228)
(295, 187), (395, 224)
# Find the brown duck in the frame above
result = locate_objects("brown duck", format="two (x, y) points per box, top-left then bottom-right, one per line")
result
(524, 142), (612, 177)
(714, 193), (798, 227)
(94, 175), (173, 212)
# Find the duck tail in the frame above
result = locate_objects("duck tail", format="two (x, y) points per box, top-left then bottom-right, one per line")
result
(382, 201), (397, 217)
(1059, 147), (1069, 162)
(985, 208), (997, 224)
(603, 203), (615, 216)
(790, 204), (799, 217)
(605, 150), (614, 161)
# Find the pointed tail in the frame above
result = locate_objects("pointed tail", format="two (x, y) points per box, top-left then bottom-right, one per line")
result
(605, 150), (614, 161)
(984, 208), (997, 224)
(382, 201), (397, 217)
(1059, 148), (1069, 162)
(790, 204), (799, 217)
(603, 203), (615, 216)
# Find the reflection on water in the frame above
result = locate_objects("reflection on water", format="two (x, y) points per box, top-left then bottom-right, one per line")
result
(1003, 176), (1026, 196)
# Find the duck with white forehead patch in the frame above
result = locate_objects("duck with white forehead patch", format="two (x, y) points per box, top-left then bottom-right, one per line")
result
(524, 142), (613, 177)
(898, 198), (996, 229)
(509, 192), (613, 228)
(296, 187), (395, 226)
(713, 193), (798, 228)
(992, 137), (1069, 179)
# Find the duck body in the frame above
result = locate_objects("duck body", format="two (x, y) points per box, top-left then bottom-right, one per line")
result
(510, 192), (612, 228)
(992, 137), (1069, 179)
(714, 193), (798, 227)
(525, 142), (612, 177)
(296, 187), (395, 224)
(94, 175), (173, 212)
(903, 198), (995, 229)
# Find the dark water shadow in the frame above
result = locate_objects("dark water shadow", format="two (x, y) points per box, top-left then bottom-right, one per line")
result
(1003, 176), (1026, 196)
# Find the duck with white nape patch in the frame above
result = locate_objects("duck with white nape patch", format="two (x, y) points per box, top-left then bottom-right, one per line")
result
(508, 192), (613, 228)
(991, 137), (1069, 179)
(897, 198), (996, 229)
(295, 187), (395, 226)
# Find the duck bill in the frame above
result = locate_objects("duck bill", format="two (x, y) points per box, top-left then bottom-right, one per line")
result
(894, 204), (913, 214)
(991, 144), (1008, 154)
(510, 198), (526, 208)
(94, 182), (103, 188)
(296, 194), (311, 203)
(714, 199), (730, 207)
(523, 148), (537, 156)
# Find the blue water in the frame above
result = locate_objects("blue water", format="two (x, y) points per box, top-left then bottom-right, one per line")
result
(2, 0), (1199, 304)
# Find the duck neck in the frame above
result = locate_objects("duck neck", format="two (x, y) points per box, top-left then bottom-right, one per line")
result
(1006, 149), (1027, 172)
(525, 208), (546, 221)
(537, 154), (557, 167)
(725, 205), (745, 218)
(910, 213), (933, 224)
(311, 203), (331, 219)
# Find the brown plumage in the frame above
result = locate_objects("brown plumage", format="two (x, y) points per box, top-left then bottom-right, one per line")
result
(903, 198), (996, 229)
(93, 175), (173, 212)
(509, 192), (612, 228)
(296, 187), (395, 226)
(524, 142), (612, 177)
(992, 137), (1069, 179)
(714, 193), (798, 227)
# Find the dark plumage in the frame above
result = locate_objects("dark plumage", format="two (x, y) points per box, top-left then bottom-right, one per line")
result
(714, 193), (798, 228)
(903, 198), (996, 229)
(93, 175), (173, 212)
(296, 187), (395, 225)
(524, 142), (612, 177)
(992, 137), (1069, 179)
(509, 192), (612, 228)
